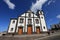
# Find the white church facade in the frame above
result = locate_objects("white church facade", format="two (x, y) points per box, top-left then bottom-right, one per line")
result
(8, 10), (48, 35)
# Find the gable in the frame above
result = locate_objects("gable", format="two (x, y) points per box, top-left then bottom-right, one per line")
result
(20, 11), (39, 18)
(21, 13), (25, 17)
(34, 14), (38, 17)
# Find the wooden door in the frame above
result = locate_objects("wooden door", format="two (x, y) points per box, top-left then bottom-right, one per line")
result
(36, 27), (40, 34)
(27, 26), (32, 34)
(18, 27), (23, 35)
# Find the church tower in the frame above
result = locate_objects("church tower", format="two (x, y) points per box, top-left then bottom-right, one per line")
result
(38, 10), (48, 32)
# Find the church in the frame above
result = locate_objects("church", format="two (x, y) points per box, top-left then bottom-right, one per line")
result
(8, 10), (48, 35)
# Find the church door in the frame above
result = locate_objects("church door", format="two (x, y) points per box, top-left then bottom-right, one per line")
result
(18, 27), (23, 35)
(27, 25), (32, 34)
(36, 27), (40, 34)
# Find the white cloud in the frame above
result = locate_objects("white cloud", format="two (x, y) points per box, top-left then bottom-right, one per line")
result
(47, 0), (56, 5)
(56, 15), (60, 19)
(48, 0), (52, 5)
(30, 0), (48, 14)
(4, 0), (15, 9)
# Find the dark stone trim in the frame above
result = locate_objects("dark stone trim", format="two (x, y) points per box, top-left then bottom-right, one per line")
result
(25, 17), (39, 18)
(27, 24), (32, 26)
(15, 18), (18, 34)
(25, 11), (26, 32)
(39, 15), (43, 31)
(33, 12), (35, 32)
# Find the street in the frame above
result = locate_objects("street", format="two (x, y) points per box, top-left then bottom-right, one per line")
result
(0, 31), (60, 40)
(40, 35), (60, 40)
(35, 32), (60, 40)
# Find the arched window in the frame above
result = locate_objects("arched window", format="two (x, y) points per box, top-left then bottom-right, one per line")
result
(28, 19), (32, 24)
(13, 20), (15, 23)
(20, 18), (23, 23)
(11, 28), (13, 31)
(35, 19), (39, 24)
(20, 18), (24, 23)
(41, 17), (43, 19)
(29, 13), (31, 17)
(43, 26), (45, 29)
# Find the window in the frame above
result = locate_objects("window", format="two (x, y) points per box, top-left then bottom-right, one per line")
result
(13, 20), (15, 23)
(20, 18), (24, 23)
(41, 17), (43, 19)
(28, 19), (32, 24)
(11, 28), (13, 31)
(29, 13), (31, 17)
(43, 26), (45, 29)
(35, 19), (39, 24)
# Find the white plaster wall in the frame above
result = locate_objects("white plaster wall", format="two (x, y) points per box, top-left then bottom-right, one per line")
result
(16, 17), (25, 32)
(25, 18), (34, 32)
(34, 14), (38, 17)
(34, 18), (41, 32)
(21, 13), (25, 16)
(17, 17), (25, 27)
(8, 19), (17, 33)
(25, 18), (27, 32)
(32, 18), (34, 32)
(26, 12), (33, 17)
(40, 15), (48, 32)
(31, 13), (34, 17)
(26, 13), (29, 17)
(34, 18), (40, 26)
(25, 12), (34, 32)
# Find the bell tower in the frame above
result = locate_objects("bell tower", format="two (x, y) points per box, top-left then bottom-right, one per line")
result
(38, 10), (48, 32)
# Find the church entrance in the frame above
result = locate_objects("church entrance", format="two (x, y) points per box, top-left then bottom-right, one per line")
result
(18, 27), (23, 35)
(27, 25), (32, 34)
(36, 27), (40, 34)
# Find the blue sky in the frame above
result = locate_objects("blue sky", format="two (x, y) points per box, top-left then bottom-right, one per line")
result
(0, 0), (60, 32)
